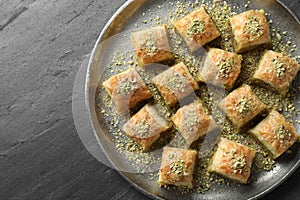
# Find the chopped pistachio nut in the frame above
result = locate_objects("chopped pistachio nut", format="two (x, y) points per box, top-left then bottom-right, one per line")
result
(186, 20), (206, 36)
(276, 33), (282, 41)
(228, 149), (237, 158)
(227, 149), (246, 173)
(165, 72), (188, 93)
(244, 16), (263, 38)
(135, 119), (151, 138)
(116, 77), (139, 96)
(128, 60), (135, 65)
(272, 57), (287, 78)
(183, 110), (200, 132)
(216, 58), (234, 78)
(275, 125), (292, 142)
(168, 159), (189, 178)
(232, 155), (246, 173)
(236, 96), (251, 115)
(141, 36), (158, 56)
(186, 112), (200, 127)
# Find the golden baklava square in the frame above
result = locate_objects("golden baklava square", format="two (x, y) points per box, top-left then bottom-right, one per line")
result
(171, 99), (217, 144)
(174, 6), (221, 52)
(208, 137), (256, 184)
(228, 10), (271, 53)
(102, 68), (152, 114)
(198, 48), (242, 90)
(152, 62), (199, 107)
(218, 84), (266, 129)
(249, 110), (299, 158)
(158, 147), (198, 189)
(131, 25), (174, 66)
(252, 50), (300, 94)
(123, 104), (171, 151)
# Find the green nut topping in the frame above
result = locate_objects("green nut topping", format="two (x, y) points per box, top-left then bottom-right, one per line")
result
(186, 20), (206, 36)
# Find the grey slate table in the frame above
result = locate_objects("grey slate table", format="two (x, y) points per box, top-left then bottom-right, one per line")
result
(0, 0), (299, 199)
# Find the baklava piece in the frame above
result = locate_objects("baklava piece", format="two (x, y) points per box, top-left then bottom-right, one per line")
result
(219, 84), (266, 129)
(131, 25), (174, 66)
(208, 137), (256, 184)
(249, 110), (299, 158)
(102, 68), (152, 114)
(252, 50), (300, 94)
(152, 62), (199, 107)
(123, 104), (171, 151)
(158, 147), (198, 189)
(174, 6), (220, 52)
(171, 99), (217, 144)
(228, 10), (271, 53)
(198, 48), (242, 90)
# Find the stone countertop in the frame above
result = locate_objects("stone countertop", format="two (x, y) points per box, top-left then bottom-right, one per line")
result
(0, 0), (299, 199)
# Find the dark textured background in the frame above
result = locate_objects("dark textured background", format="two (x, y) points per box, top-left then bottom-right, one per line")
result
(0, 0), (299, 199)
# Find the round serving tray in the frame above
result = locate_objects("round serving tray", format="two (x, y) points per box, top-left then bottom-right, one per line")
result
(85, 0), (300, 199)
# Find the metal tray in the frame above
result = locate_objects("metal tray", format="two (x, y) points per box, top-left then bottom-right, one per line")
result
(85, 0), (300, 199)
